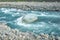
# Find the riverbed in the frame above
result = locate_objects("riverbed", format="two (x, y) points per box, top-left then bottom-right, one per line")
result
(0, 8), (60, 36)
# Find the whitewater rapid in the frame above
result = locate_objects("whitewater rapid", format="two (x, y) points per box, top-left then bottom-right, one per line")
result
(0, 8), (60, 36)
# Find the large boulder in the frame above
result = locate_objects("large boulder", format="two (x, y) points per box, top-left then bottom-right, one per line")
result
(22, 14), (38, 23)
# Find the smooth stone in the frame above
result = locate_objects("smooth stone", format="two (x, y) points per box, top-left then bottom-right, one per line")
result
(22, 14), (38, 23)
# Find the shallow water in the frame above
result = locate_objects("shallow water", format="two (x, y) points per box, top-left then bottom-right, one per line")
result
(0, 8), (60, 36)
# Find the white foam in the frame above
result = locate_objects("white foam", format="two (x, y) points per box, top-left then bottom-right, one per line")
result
(3, 10), (9, 13)
(15, 14), (38, 27)
(10, 8), (17, 11)
(51, 32), (55, 35)
(16, 16), (48, 28)
(17, 9), (23, 12)
(37, 14), (60, 18)
(12, 12), (20, 17)
(1, 8), (6, 11)
(16, 16), (31, 27)
(1, 8), (17, 14)
(0, 8), (20, 17)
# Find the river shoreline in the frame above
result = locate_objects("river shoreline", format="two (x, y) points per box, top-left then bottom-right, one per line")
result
(0, 2), (60, 40)
(0, 2), (60, 11)
(0, 23), (60, 40)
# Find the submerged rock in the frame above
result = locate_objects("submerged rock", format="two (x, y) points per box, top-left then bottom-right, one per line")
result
(22, 14), (38, 23)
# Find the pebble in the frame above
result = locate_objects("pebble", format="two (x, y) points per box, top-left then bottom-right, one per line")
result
(0, 23), (60, 40)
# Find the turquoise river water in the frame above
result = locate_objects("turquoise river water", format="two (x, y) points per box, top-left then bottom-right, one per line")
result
(0, 8), (60, 36)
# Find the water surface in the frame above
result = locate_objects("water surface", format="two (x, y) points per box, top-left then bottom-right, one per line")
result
(0, 8), (60, 36)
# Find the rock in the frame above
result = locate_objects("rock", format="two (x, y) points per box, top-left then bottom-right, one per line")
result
(0, 23), (60, 40)
(57, 36), (60, 40)
(0, 23), (8, 30)
(22, 14), (38, 23)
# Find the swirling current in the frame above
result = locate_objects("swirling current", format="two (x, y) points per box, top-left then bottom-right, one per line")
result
(0, 8), (60, 36)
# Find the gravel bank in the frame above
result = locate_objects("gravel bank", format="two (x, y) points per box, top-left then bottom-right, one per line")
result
(0, 23), (60, 40)
(0, 2), (60, 11)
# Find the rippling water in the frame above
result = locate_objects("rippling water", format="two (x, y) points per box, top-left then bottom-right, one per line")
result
(0, 8), (60, 36)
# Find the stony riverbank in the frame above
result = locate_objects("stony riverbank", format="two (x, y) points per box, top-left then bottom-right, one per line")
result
(0, 2), (60, 11)
(0, 23), (60, 40)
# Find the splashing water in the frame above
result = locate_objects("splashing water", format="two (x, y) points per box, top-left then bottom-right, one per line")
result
(0, 8), (60, 36)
